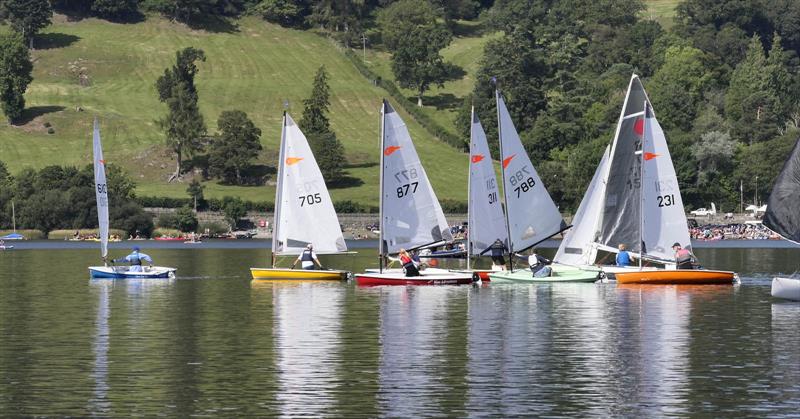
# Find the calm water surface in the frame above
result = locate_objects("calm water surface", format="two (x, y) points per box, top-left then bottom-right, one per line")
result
(0, 245), (798, 417)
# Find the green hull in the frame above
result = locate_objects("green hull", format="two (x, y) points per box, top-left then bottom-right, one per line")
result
(488, 264), (601, 283)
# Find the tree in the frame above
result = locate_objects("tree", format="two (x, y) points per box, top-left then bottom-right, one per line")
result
(156, 47), (207, 181)
(186, 178), (205, 211)
(0, 0), (52, 49)
(221, 196), (247, 230)
(91, 0), (140, 20)
(252, 0), (308, 27)
(299, 66), (345, 182)
(390, 25), (452, 107)
(648, 45), (713, 131)
(0, 33), (33, 124)
(378, 0), (453, 107)
(208, 110), (262, 185)
(174, 206), (198, 232)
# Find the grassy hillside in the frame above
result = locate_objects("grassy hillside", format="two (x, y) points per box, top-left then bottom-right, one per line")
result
(644, 0), (679, 28)
(363, 21), (500, 136)
(2, 15), (469, 205)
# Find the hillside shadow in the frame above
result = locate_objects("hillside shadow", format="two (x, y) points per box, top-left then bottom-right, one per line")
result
(35, 33), (81, 50)
(345, 162), (378, 169)
(417, 93), (461, 110)
(16, 106), (66, 125)
(328, 175), (365, 189)
(450, 20), (484, 37)
(240, 164), (275, 186)
(187, 16), (239, 34)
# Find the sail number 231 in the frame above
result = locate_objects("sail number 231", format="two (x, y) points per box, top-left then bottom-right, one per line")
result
(657, 194), (675, 207)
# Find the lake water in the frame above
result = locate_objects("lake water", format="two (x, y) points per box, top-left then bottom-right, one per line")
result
(1, 243), (798, 416)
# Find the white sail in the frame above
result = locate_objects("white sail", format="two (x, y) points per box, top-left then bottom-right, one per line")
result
(273, 113), (347, 255)
(640, 103), (691, 260)
(496, 91), (566, 252)
(92, 118), (109, 258)
(468, 108), (508, 256)
(554, 145), (610, 265)
(380, 101), (452, 254)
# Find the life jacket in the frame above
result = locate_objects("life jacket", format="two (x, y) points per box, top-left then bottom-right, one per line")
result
(301, 250), (314, 262)
(676, 248), (692, 263)
(131, 254), (142, 265)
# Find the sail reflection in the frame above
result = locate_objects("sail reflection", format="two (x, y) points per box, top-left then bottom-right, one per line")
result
(614, 285), (692, 415)
(771, 302), (800, 409)
(377, 287), (459, 416)
(88, 280), (111, 416)
(272, 282), (342, 416)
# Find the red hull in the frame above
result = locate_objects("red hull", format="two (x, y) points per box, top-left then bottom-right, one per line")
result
(355, 274), (474, 286)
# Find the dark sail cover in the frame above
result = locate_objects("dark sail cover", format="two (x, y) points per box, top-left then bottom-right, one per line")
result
(598, 75), (648, 252)
(763, 138), (800, 243)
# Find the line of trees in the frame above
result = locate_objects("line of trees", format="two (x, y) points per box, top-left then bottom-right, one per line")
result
(456, 0), (800, 212)
(0, 160), (155, 235)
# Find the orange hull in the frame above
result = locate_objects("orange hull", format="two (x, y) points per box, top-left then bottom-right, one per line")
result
(615, 269), (735, 285)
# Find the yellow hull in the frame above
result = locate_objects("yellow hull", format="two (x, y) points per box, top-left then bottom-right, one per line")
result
(250, 268), (348, 280)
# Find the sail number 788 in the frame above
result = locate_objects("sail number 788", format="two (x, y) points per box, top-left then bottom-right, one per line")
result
(508, 167), (535, 198)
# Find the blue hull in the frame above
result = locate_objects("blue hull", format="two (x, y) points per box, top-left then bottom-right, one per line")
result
(89, 267), (175, 279)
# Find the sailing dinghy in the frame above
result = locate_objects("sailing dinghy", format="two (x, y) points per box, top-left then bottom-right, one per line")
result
(762, 138), (800, 300)
(88, 119), (176, 279)
(452, 107), (509, 281)
(354, 101), (473, 286)
(250, 113), (351, 280)
(487, 91), (601, 283)
(608, 76), (734, 284)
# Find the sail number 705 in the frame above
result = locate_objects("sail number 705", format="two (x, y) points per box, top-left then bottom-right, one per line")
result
(299, 193), (322, 206)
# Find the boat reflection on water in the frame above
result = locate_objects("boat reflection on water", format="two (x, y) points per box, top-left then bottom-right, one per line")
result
(255, 281), (343, 416)
(771, 302), (800, 397)
(87, 278), (175, 416)
(376, 286), (466, 416)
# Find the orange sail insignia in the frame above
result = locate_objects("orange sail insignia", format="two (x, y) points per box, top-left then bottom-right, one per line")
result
(384, 146), (401, 156)
(502, 154), (515, 169)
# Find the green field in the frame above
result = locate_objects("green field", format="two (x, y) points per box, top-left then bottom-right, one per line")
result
(1, 15), (470, 204)
(644, 0), (679, 28)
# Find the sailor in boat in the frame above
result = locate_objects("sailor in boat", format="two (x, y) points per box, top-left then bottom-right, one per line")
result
(480, 238), (508, 267)
(616, 243), (634, 267)
(399, 249), (420, 277)
(111, 247), (153, 272)
(525, 249), (552, 277)
(291, 244), (323, 270)
(672, 242), (695, 269)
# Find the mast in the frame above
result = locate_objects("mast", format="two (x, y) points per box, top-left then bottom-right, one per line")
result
(272, 112), (288, 268)
(638, 101), (647, 270)
(11, 200), (15, 233)
(378, 100), (387, 273)
(496, 89), (514, 272)
(467, 106), (474, 271)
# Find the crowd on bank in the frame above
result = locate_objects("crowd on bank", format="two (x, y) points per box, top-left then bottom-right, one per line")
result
(689, 223), (780, 240)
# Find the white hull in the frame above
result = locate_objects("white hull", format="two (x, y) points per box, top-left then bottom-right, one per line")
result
(771, 277), (800, 301)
